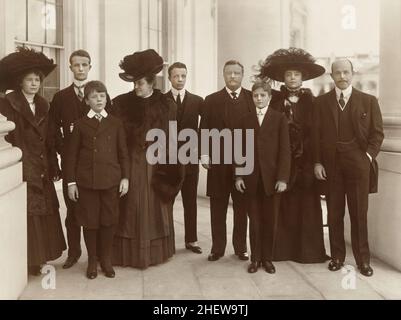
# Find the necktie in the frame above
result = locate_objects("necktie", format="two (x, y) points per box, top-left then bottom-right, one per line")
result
(231, 91), (238, 100)
(257, 110), (264, 126)
(75, 85), (85, 101)
(176, 93), (183, 121)
(94, 114), (102, 122)
(339, 92), (345, 109)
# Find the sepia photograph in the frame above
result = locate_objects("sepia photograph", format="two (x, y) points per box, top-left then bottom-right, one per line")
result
(0, 0), (400, 305)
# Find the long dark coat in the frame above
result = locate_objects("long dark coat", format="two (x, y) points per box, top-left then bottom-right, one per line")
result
(0, 90), (66, 266)
(271, 86), (328, 263)
(111, 89), (182, 268)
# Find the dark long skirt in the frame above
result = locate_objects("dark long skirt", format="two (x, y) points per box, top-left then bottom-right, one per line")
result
(273, 185), (328, 263)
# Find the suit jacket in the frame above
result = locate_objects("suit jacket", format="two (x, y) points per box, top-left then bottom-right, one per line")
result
(50, 84), (112, 169)
(313, 88), (384, 193)
(64, 114), (130, 190)
(200, 87), (254, 197)
(236, 105), (291, 196)
(165, 90), (203, 175)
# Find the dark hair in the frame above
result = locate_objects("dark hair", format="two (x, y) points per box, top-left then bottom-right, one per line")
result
(168, 62), (187, 77)
(251, 80), (271, 95)
(331, 59), (354, 73)
(223, 60), (244, 73)
(17, 69), (45, 88)
(84, 80), (107, 99)
(69, 50), (91, 65)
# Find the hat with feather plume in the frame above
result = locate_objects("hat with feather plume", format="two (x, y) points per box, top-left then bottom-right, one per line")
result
(0, 46), (56, 90)
(258, 47), (325, 82)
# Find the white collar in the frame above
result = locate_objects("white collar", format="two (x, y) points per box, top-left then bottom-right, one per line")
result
(171, 87), (186, 98)
(225, 86), (242, 98)
(335, 85), (353, 99)
(87, 109), (108, 118)
(73, 79), (87, 88)
(256, 105), (269, 115)
(22, 92), (35, 104)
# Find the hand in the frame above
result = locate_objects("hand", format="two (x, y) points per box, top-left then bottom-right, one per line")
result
(235, 178), (246, 193)
(314, 163), (327, 180)
(275, 181), (287, 193)
(200, 155), (211, 170)
(68, 184), (79, 202)
(119, 178), (129, 197)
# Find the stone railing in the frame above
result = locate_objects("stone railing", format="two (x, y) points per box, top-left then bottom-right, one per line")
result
(0, 112), (27, 300)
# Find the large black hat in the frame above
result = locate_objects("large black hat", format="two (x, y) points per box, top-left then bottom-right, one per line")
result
(0, 46), (56, 90)
(258, 47), (325, 82)
(119, 49), (164, 82)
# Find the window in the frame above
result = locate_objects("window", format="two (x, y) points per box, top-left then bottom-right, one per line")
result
(142, 0), (168, 91)
(14, 0), (63, 101)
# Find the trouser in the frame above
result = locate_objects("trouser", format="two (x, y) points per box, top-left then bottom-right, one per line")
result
(210, 187), (248, 255)
(326, 148), (371, 266)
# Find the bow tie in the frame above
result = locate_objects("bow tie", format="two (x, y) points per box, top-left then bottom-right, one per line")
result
(288, 90), (300, 97)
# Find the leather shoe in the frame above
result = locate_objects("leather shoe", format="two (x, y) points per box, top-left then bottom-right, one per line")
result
(208, 253), (223, 261)
(185, 243), (202, 254)
(262, 261), (276, 274)
(63, 256), (79, 269)
(100, 264), (116, 278)
(86, 258), (98, 280)
(358, 263), (373, 277)
(328, 259), (344, 271)
(247, 262), (258, 273)
(236, 252), (249, 261)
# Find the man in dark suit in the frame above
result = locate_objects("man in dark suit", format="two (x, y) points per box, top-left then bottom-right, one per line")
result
(200, 60), (253, 261)
(313, 59), (384, 277)
(165, 62), (204, 254)
(50, 50), (94, 268)
(235, 80), (291, 274)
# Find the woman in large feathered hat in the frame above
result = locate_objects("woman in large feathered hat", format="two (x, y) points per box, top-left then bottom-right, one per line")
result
(111, 49), (183, 269)
(257, 47), (328, 264)
(0, 47), (66, 275)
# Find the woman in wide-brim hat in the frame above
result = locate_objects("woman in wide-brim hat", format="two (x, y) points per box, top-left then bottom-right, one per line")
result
(257, 47), (329, 264)
(0, 47), (66, 275)
(111, 49), (183, 269)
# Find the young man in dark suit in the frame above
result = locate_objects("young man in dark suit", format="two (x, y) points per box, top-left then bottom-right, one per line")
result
(200, 60), (253, 261)
(50, 50), (96, 268)
(313, 59), (384, 277)
(65, 81), (129, 279)
(165, 62), (204, 254)
(235, 80), (290, 274)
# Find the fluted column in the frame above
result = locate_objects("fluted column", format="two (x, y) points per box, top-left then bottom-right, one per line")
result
(357, 0), (401, 271)
(0, 112), (27, 299)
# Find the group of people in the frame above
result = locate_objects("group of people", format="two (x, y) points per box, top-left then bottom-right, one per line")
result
(0, 45), (383, 280)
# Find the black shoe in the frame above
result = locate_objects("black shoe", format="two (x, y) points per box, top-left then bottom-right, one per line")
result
(100, 264), (116, 278)
(86, 258), (98, 280)
(247, 262), (258, 273)
(208, 253), (223, 261)
(185, 243), (202, 254)
(262, 261), (276, 274)
(63, 256), (79, 269)
(28, 265), (41, 276)
(236, 252), (249, 261)
(358, 263), (373, 277)
(328, 259), (344, 271)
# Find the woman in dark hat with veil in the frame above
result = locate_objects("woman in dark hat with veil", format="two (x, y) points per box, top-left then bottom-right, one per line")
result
(111, 49), (182, 269)
(0, 47), (66, 275)
(258, 47), (328, 263)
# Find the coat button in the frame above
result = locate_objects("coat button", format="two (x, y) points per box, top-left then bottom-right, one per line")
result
(40, 173), (45, 178)
(40, 154), (44, 159)
(94, 149), (97, 152)
(94, 137), (97, 140)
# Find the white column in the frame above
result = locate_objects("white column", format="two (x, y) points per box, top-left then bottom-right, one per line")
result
(0, 113), (27, 299)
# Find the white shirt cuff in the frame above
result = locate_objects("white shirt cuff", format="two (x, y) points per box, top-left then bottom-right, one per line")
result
(200, 155), (210, 165)
(68, 182), (77, 186)
(366, 152), (372, 162)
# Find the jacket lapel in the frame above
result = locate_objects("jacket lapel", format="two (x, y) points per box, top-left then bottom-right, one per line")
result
(349, 88), (361, 129)
(96, 116), (113, 135)
(34, 95), (49, 126)
(7, 91), (42, 131)
(328, 89), (339, 134)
